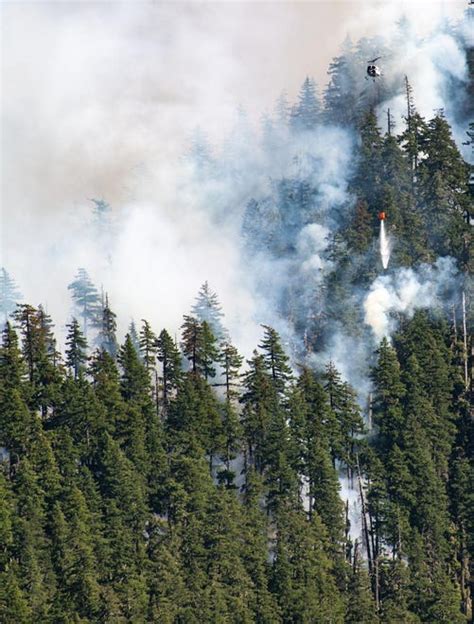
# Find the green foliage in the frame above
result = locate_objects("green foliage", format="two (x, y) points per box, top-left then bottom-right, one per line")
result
(65, 317), (88, 379)
(139, 319), (157, 372)
(97, 294), (118, 357)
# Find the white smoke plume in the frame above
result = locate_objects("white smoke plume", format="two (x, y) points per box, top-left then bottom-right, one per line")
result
(363, 257), (459, 342)
(1, 1), (470, 360)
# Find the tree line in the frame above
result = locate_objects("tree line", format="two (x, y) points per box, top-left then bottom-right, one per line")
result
(0, 277), (471, 622)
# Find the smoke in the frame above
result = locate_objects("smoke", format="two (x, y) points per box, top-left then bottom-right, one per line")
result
(363, 257), (460, 342)
(1, 0), (470, 362)
(350, 2), (471, 152)
(2, 0), (470, 559)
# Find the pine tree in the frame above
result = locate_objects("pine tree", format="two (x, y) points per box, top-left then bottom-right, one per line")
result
(292, 369), (345, 545)
(274, 90), (290, 127)
(139, 319), (157, 372)
(88, 346), (125, 436)
(12, 304), (62, 418)
(262, 405), (300, 514)
(323, 39), (360, 126)
(146, 522), (188, 623)
(324, 361), (365, 468)
(201, 321), (220, 381)
(271, 506), (345, 623)
(290, 77), (321, 133)
(241, 469), (281, 623)
(12, 304), (39, 383)
(117, 334), (154, 474)
(0, 570), (32, 623)
(167, 374), (223, 472)
(219, 341), (243, 399)
(11, 458), (53, 620)
(65, 317), (88, 379)
(181, 316), (219, 379)
(156, 328), (182, 408)
(0, 322), (25, 390)
(67, 268), (101, 336)
(352, 109), (384, 211)
(240, 351), (277, 474)
(191, 281), (227, 341)
(129, 319), (140, 352)
(119, 333), (152, 402)
(202, 488), (257, 621)
(181, 315), (202, 374)
(59, 486), (102, 620)
(345, 550), (379, 624)
(258, 325), (293, 395)
(398, 77), (427, 184)
(217, 341), (244, 486)
(371, 337), (406, 451)
(0, 268), (21, 325)
(97, 294), (118, 357)
(344, 199), (373, 253)
(418, 112), (470, 257)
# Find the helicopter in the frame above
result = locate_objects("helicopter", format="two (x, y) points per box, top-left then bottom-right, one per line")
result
(366, 57), (382, 81)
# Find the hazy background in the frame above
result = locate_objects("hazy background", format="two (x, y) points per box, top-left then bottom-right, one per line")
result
(2, 1), (466, 210)
(0, 0), (468, 351)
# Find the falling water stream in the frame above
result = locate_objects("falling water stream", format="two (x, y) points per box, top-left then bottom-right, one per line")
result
(380, 220), (390, 269)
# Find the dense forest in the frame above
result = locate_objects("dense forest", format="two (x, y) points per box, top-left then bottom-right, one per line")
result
(1, 15), (473, 624)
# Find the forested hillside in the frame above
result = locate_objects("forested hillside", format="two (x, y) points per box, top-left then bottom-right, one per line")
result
(1, 14), (473, 624)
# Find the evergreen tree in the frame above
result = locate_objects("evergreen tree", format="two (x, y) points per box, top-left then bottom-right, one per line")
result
(418, 112), (470, 256)
(201, 320), (220, 381)
(258, 325), (293, 395)
(323, 39), (360, 126)
(129, 319), (140, 353)
(67, 268), (101, 336)
(181, 316), (219, 379)
(240, 351), (277, 474)
(352, 109), (384, 210)
(12, 304), (62, 417)
(139, 318), (157, 372)
(65, 317), (88, 379)
(97, 294), (118, 357)
(0, 268), (21, 325)
(371, 337), (406, 451)
(181, 315), (202, 374)
(324, 361), (365, 468)
(217, 341), (244, 486)
(147, 522), (188, 623)
(271, 506), (345, 622)
(156, 328), (182, 408)
(0, 322), (25, 390)
(191, 281), (228, 341)
(345, 550), (379, 624)
(290, 77), (321, 133)
(292, 369), (345, 545)
(58, 486), (102, 620)
(0, 570), (32, 623)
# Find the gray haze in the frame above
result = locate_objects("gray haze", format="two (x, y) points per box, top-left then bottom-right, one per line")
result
(0, 0), (468, 352)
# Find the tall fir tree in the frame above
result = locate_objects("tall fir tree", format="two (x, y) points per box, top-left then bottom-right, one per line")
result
(0, 268), (22, 325)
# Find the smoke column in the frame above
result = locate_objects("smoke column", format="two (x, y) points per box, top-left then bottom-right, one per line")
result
(380, 220), (390, 269)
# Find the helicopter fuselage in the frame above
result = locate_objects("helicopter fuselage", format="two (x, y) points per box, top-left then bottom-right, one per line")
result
(367, 64), (381, 78)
